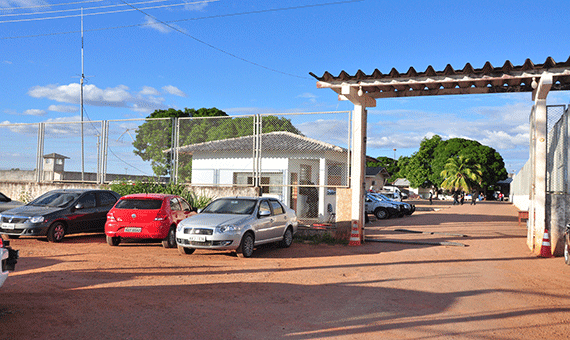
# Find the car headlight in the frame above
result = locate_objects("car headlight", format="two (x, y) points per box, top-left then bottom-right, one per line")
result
(216, 225), (240, 233)
(30, 216), (45, 223)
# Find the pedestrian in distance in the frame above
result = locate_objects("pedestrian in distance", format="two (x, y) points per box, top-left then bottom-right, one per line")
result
(452, 191), (459, 205)
(460, 192), (464, 205)
(471, 190), (477, 205)
(429, 191), (433, 205)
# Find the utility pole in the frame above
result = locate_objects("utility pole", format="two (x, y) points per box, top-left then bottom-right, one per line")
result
(80, 8), (85, 182)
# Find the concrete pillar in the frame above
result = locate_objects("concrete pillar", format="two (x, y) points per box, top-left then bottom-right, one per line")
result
(351, 104), (367, 242)
(529, 73), (552, 254)
(532, 98), (547, 252)
(318, 157), (327, 221)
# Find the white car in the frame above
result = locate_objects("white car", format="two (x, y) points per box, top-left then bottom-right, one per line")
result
(0, 238), (18, 287)
(176, 197), (298, 258)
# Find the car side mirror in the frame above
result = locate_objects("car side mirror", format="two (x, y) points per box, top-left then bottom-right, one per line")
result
(259, 210), (271, 217)
(74, 203), (84, 210)
(197, 208), (202, 214)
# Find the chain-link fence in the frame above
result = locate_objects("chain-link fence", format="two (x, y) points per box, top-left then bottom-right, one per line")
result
(0, 111), (350, 222)
(546, 105), (568, 193)
(511, 105), (569, 208)
(173, 112), (350, 220)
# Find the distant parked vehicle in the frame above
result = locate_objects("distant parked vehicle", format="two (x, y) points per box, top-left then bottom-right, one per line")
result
(0, 238), (18, 288)
(0, 189), (121, 242)
(176, 196), (298, 258)
(0, 192), (23, 213)
(365, 193), (402, 219)
(370, 193), (415, 216)
(105, 193), (195, 248)
(378, 191), (402, 202)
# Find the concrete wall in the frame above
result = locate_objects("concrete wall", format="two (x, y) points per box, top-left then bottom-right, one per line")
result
(0, 170), (166, 185)
(546, 194), (570, 256)
(0, 181), (259, 205)
(511, 160), (531, 212)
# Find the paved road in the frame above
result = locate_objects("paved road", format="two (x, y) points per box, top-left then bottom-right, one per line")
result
(1, 200), (570, 339)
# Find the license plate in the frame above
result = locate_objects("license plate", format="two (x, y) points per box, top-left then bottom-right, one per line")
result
(124, 227), (142, 233)
(2, 223), (15, 230)
(189, 235), (206, 242)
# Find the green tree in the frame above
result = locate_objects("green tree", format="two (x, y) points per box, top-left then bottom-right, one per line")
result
(133, 108), (302, 181)
(400, 135), (442, 189)
(367, 156), (399, 183)
(440, 155), (483, 192)
(132, 108), (227, 179)
(400, 135), (507, 193)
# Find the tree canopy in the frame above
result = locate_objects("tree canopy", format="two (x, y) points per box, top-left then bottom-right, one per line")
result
(399, 135), (507, 192)
(133, 108), (302, 181)
(367, 156), (400, 183)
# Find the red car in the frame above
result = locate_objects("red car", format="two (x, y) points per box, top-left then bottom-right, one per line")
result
(105, 194), (195, 248)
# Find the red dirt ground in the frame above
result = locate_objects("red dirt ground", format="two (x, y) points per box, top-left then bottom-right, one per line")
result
(2, 200), (570, 340)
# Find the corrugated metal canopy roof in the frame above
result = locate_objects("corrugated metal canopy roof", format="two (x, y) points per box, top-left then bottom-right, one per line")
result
(310, 56), (570, 99)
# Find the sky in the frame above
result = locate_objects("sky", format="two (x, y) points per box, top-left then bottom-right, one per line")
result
(2, 0), (570, 176)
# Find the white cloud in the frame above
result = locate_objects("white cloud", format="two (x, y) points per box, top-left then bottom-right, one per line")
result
(143, 17), (171, 34)
(297, 92), (318, 104)
(162, 85), (187, 97)
(23, 109), (46, 116)
(139, 86), (160, 96)
(26, 82), (187, 115)
(184, 0), (210, 11)
(28, 83), (132, 106)
(48, 105), (77, 113)
(0, 0), (47, 9)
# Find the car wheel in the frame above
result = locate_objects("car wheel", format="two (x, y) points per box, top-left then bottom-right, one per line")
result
(47, 222), (66, 242)
(374, 208), (388, 220)
(279, 227), (293, 248)
(106, 235), (120, 246)
(237, 232), (255, 258)
(178, 245), (195, 255)
(565, 237), (570, 265)
(162, 226), (176, 248)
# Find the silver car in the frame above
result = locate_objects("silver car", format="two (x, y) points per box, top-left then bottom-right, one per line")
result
(176, 197), (298, 258)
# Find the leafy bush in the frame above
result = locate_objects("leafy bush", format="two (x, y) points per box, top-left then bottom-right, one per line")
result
(294, 232), (348, 245)
(107, 181), (212, 210)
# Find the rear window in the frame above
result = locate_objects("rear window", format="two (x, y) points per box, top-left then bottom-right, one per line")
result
(115, 199), (163, 210)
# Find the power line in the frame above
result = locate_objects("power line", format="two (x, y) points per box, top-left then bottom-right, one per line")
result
(0, 0), (364, 78)
(0, 0), (173, 18)
(1, 1), (363, 35)
(0, 0), (217, 23)
(0, 0), (103, 11)
(120, 0), (312, 79)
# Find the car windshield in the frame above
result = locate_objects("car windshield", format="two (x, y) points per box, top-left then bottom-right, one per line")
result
(376, 194), (392, 201)
(115, 199), (163, 210)
(29, 192), (81, 208)
(202, 198), (257, 215)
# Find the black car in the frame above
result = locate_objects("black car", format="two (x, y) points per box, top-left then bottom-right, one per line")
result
(0, 192), (23, 213)
(0, 189), (121, 242)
